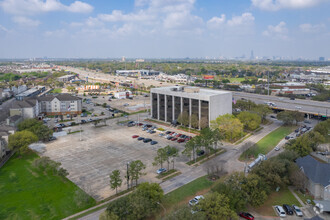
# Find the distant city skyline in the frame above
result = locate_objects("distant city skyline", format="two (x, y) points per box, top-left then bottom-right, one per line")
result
(0, 0), (330, 59)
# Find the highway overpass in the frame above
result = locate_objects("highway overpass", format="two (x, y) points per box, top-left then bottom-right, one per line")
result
(233, 92), (330, 118)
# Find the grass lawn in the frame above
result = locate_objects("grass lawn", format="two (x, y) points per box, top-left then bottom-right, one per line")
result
(226, 77), (245, 83)
(240, 126), (296, 160)
(162, 176), (214, 208)
(253, 187), (299, 216)
(295, 190), (315, 205)
(0, 152), (96, 220)
(50, 88), (62, 94)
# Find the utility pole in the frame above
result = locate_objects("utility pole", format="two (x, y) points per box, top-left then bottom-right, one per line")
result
(267, 71), (270, 96)
(126, 162), (130, 189)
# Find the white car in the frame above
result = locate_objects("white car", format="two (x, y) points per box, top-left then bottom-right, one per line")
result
(295, 106), (302, 109)
(275, 146), (280, 151)
(189, 195), (204, 206)
(292, 205), (303, 217)
(275, 205), (286, 217)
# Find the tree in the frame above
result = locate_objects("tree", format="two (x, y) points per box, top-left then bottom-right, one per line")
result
(234, 100), (257, 111)
(237, 111), (261, 131)
(292, 111), (304, 125)
(277, 111), (294, 125)
(210, 114), (243, 141)
(110, 170), (122, 194)
(164, 146), (179, 170)
(8, 130), (38, 154)
(164, 206), (206, 220)
(129, 160), (146, 186)
(252, 104), (271, 123)
(183, 136), (201, 163)
(177, 111), (189, 127)
(190, 114), (199, 129)
(153, 148), (168, 169)
(196, 192), (238, 220)
(17, 118), (53, 141)
(200, 117), (209, 129)
(243, 174), (268, 207)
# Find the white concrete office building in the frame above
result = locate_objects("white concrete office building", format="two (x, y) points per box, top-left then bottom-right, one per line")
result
(150, 86), (232, 129)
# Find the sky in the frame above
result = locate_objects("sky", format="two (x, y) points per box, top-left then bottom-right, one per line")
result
(0, 0), (330, 59)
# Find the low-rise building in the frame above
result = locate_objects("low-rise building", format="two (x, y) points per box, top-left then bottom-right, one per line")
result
(114, 91), (132, 99)
(15, 86), (45, 101)
(38, 94), (82, 116)
(57, 75), (76, 82)
(10, 98), (40, 119)
(150, 86), (232, 128)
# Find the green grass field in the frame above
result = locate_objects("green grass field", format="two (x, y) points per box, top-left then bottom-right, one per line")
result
(227, 77), (245, 83)
(50, 88), (62, 94)
(254, 187), (299, 216)
(240, 126), (295, 160)
(162, 176), (214, 207)
(0, 153), (96, 220)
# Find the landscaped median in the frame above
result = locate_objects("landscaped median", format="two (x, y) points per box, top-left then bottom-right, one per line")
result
(239, 126), (296, 161)
(186, 148), (226, 166)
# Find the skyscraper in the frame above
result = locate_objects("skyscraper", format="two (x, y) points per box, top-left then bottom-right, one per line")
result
(250, 50), (254, 60)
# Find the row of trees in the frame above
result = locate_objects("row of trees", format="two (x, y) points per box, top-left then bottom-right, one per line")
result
(277, 110), (305, 125)
(153, 146), (179, 171)
(286, 119), (329, 156)
(109, 160), (146, 194)
(233, 100), (271, 123)
(177, 112), (208, 129)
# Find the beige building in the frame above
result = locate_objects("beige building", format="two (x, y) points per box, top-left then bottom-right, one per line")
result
(38, 94), (82, 116)
(10, 98), (40, 119)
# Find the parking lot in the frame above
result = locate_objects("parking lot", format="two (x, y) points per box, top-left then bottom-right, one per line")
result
(42, 116), (193, 200)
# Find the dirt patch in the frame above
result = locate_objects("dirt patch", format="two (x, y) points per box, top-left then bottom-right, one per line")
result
(26, 168), (39, 178)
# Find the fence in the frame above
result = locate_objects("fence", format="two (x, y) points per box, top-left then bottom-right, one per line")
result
(0, 151), (14, 168)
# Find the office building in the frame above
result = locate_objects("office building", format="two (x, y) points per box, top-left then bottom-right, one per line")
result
(150, 86), (232, 129)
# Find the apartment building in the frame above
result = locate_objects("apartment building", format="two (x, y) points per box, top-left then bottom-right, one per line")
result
(38, 94), (82, 116)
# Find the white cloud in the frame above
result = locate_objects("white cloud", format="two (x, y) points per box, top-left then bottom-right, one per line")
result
(0, 24), (9, 32)
(12, 16), (40, 27)
(44, 29), (66, 37)
(299, 23), (326, 33)
(251, 0), (327, 11)
(207, 14), (226, 29)
(0, 0), (93, 15)
(98, 10), (152, 23)
(263, 21), (288, 39)
(227, 13), (254, 26)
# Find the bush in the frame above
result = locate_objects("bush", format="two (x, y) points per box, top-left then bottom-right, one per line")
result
(33, 157), (69, 177)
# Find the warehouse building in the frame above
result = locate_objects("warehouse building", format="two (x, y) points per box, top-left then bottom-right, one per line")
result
(150, 86), (232, 129)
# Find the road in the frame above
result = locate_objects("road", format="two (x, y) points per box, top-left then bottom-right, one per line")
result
(233, 91), (330, 116)
(73, 120), (282, 220)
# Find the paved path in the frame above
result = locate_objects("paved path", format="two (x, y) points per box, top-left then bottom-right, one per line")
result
(288, 186), (304, 206)
(64, 121), (282, 220)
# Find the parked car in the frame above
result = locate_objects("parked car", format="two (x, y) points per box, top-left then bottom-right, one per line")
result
(150, 141), (158, 145)
(48, 136), (57, 141)
(156, 168), (166, 174)
(292, 205), (303, 217)
(270, 115), (276, 119)
(171, 137), (178, 141)
(132, 135), (139, 138)
(177, 139), (185, 143)
(283, 204), (294, 215)
(189, 195), (204, 206)
(137, 137), (145, 141)
(66, 122), (73, 126)
(165, 131), (172, 135)
(285, 136), (291, 140)
(158, 133), (165, 137)
(275, 205), (286, 217)
(275, 146), (280, 151)
(197, 150), (205, 156)
(167, 136), (173, 140)
(87, 118), (93, 122)
(238, 212), (254, 220)
(143, 138), (152, 143)
(304, 120), (311, 124)
(81, 119), (87, 124)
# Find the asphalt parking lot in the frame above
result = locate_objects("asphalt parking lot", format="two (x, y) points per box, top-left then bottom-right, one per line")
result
(42, 116), (193, 200)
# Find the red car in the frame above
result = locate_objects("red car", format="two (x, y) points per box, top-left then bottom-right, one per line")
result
(132, 135), (139, 138)
(176, 133), (182, 138)
(239, 212), (254, 220)
(171, 137), (178, 141)
(177, 139), (185, 143)
(136, 123), (143, 126)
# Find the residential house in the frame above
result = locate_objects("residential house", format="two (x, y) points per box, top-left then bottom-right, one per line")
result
(296, 155), (330, 201)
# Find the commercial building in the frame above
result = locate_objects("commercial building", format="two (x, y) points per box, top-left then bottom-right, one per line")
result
(114, 91), (132, 99)
(57, 75), (76, 82)
(115, 69), (161, 77)
(38, 94), (82, 116)
(15, 86), (45, 100)
(150, 86), (232, 129)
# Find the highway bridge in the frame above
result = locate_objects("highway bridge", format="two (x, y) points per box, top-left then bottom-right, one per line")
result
(233, 92), (330, 118)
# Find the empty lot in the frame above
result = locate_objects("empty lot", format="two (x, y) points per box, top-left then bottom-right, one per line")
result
(43, 117), (190, 201)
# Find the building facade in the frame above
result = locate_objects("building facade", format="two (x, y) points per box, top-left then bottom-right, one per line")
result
(38, 94), (82, 116)
(150, 86), (232, 129)
(10, 98), (40, 118)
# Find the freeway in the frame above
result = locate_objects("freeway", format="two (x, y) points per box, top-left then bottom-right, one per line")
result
(233, 92), (330, 117)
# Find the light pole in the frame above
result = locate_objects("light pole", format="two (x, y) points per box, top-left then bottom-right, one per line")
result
(79, 125), (82, 141)
(126, 162), (130, 190)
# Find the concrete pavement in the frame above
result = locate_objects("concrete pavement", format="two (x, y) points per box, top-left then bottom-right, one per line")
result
(69, 121), (282, 220)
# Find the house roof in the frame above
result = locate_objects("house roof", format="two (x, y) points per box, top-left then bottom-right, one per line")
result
(296, 155), (330, 187)
(11, 98), (37, 109)
(38, 94), (81, 102)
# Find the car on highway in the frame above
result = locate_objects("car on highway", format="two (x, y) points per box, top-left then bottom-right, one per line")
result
(156, 168), (166, 174)
(143, 138), (152, 143)
(295, 106), (302, 109)
(189, 195), (204, 206)
(137, 137), (145, 141)
(238, 212), (254, 220)
(292, 205), (303, 217)
(275, 205), (286, 217)
(150, 141), (158, 145)
(132, 135), (139, 138)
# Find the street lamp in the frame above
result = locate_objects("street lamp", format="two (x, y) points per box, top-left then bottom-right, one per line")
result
(126, 162), (130, 190)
